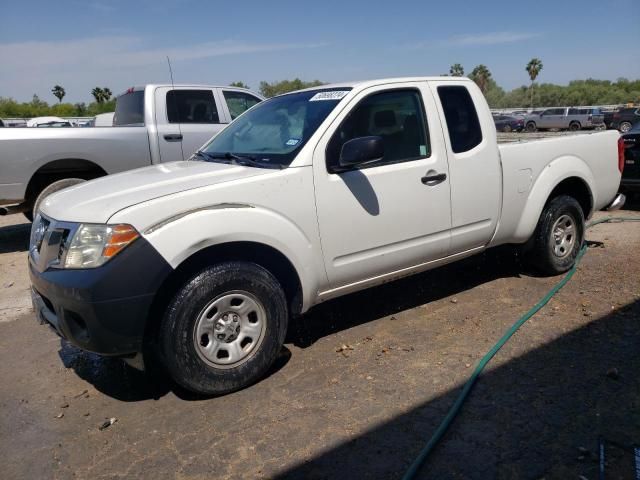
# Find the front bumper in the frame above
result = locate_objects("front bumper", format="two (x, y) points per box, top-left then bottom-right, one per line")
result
(29, 237), (172, 356)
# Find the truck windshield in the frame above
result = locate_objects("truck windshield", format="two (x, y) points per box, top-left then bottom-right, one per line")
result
(114, 90), (144, 126)
(200, 88), (351, 167)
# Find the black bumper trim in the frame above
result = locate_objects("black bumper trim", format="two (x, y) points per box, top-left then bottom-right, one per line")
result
(29, 236), (173, 356)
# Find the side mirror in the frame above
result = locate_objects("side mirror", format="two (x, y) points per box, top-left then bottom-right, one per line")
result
(339, 136), (384, 169)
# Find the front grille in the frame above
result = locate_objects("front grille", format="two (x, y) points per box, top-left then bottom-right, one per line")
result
(30, 215), (76, 272)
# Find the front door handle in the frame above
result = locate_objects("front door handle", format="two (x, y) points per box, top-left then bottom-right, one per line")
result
(164, 134), (183, 142)
(421, 171), (447, 186)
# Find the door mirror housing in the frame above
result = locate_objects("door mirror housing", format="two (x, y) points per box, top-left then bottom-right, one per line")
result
(338, 136), (384, 170)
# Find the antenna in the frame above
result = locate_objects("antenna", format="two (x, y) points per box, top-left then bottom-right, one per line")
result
(167, 56), (185, 161)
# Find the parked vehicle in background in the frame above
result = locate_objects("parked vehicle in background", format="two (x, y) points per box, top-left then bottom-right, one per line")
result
(26, 116), (72, 127)
(525, 107), (604, 132)
(93, 112), (115, 127)
(0, 84), (264, 219)
(0, 118), (4, 127)
(610, 107), (640, 133)
(493, 114), (524, 132)
(621, 122), (640, 193)
(29, 76), (624, 395)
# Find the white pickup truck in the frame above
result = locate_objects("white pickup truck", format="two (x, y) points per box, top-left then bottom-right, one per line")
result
(0, 84), (263, 219)
(29, 77), (625, 395)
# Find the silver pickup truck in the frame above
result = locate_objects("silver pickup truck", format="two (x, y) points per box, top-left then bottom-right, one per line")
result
(525, 107), (605, 132)
(0, 84), (263, 219)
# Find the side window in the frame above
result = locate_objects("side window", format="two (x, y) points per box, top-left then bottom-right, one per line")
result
(326, 89), (430, 172)
(166, 90), (219, 124)
(437, 85), (482, 154)
(568, 108), (579, 115)
(223, 91), (262, 120)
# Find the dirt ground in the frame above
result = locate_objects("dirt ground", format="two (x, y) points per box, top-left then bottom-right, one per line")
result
(0, 200), (639, 480)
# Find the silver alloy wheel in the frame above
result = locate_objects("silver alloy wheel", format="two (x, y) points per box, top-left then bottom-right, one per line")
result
(620, 121), (632, 133)
(550, 214), (576, 258)
(193, 290), (267, 369)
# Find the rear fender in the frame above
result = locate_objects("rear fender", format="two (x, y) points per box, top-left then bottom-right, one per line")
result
(513, 156), (594, 243)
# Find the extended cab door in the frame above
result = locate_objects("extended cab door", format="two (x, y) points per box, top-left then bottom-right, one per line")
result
(430, 81), (501, 253)
(154, 87), (227, 162)
(313, 83), (452, 292)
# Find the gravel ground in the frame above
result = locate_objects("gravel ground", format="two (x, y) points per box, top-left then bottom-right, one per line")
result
(0, 198), (639, 480)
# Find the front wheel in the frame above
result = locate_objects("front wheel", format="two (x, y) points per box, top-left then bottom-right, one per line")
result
(159, 261), (288, 395)
(522, 195), (585, 275)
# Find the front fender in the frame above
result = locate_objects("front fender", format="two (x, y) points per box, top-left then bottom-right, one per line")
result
(513, 155), (594, 243)
(140, 205), (325, 312)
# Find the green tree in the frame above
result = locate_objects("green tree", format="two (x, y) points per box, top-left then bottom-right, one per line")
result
(51, 85), (66, 103)
(229, 81), (250, 89)
(469, 65), (492, 94)
(91, 87), (104, 103)
(449, 63), (464, 77)
(259, 78), (325, 97)
(526, 58), (543, 107)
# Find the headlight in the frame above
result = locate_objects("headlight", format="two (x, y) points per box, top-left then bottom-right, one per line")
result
(64, 224), (139, 269)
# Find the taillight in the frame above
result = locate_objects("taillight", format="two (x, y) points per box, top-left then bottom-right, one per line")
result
(617, 136), (625, 173)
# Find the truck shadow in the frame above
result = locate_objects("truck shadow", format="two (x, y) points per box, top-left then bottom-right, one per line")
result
(288, 245), (523, 348)
(276, 299), (640, 480)
(0, 222), (30, 254)
(58, 340), (293, 402)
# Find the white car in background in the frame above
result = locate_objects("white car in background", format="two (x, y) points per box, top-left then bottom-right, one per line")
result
(26, 116), (73, 128)
(93, 112), (115, 127)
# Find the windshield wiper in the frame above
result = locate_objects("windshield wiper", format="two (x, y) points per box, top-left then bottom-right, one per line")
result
(192, 150), (228, 163)
(194, 150), (283, 169)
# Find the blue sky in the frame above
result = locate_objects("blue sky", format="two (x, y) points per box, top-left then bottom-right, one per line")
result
(1, 0), (639, 103)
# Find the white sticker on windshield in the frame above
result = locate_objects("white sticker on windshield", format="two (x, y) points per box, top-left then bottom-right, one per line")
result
(309, 91), (349, 102)
(286, 138), (300, 146)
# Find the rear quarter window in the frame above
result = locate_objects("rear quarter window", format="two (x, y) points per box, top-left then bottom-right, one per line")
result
(437, 85), (482, 154)
(114, 90), (145, 126)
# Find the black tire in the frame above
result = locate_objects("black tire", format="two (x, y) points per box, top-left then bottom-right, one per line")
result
(32, 178), (85, 219)
(502, 124), (512, 133)
(619, 121), (632, 133)
(159, 261), (288, 395)
(525, 122), (536, 132)
(523, 195), (585, 275)
(568, 122), (581, 131)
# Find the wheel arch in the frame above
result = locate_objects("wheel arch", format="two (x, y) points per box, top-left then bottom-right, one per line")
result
(144, 240), (305, 347)
(513, 158), (594, 243)
(25, 159), (107, 204)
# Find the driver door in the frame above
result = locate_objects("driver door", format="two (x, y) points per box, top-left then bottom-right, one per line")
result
(312, 83), (452, 294)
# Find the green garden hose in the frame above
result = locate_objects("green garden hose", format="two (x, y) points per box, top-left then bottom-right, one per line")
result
(403, 216), (640, 480)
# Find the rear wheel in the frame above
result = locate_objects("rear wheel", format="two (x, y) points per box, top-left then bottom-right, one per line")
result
(525, 122), (537, 132)
(522, 195), (585, 275)
(159, 261), (288, 395)
(502, 124), (512, 133)
(619, 121), (632, 133)
(568, 121), (581, 131)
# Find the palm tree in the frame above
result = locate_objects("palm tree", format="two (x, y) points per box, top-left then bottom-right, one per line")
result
(526, 58), (543, 107)
(449, 64), (464, 77)
(91, 87), (104, 103)
(51, 85), (65, 103)
(470, 65), (492, 94)
(102, 88), (112, 102)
